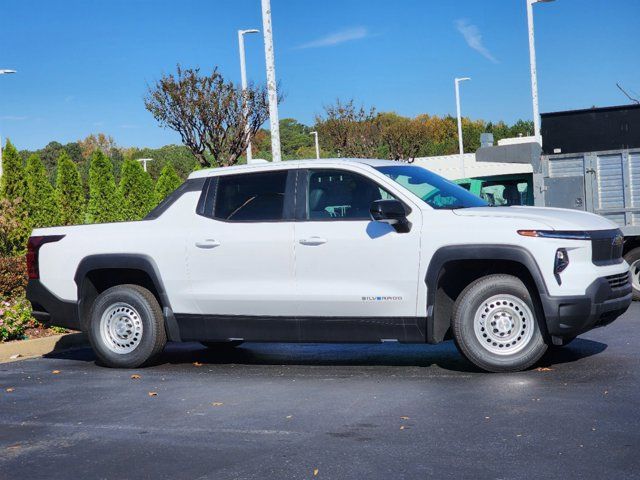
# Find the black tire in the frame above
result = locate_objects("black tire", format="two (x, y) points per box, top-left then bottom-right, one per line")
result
(88, 284), (167, 368)
(550, 336), (576, 348)
(623, 247), (640, 301)
(452, 274), (548, 373)
(200, 341), (244, 349)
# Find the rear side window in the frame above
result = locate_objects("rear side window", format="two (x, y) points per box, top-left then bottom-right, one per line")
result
(214, 171), (288, 221)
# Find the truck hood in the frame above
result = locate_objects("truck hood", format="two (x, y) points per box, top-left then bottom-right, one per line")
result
(452, 206), (619, 231)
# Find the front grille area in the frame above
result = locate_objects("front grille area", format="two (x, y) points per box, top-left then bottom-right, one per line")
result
(606, 272), (630, 290)
(591, 229), (624, 266)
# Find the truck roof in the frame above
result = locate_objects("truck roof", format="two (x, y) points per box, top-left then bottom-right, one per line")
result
(187, 158), (403, 179)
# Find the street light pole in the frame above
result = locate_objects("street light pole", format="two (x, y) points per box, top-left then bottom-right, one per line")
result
(136, 158), (153, 172)
(527, 0), (554, 143)
(261, 0), (282, 162)
(455, 77), (471, 177)
(238, 28), (260, 164)
(310, 131), (320, 159)
(0, 69), (17, 180)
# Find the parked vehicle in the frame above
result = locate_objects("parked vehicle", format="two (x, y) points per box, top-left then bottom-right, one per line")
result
(26, 159), (631, 372)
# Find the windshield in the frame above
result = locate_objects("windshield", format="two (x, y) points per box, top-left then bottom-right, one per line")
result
(375, 165), (488, 209)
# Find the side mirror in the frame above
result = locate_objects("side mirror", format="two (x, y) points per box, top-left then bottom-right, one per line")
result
(370, 199), (411, 233)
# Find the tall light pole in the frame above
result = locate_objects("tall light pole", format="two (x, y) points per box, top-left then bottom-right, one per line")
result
(261, 0), (282, 162)
(0, 69), (17, 180)
(136, 158), (153, 172)
(238, 28), (260, 163)
(455, 77), (471, 177)
(527, 0), (554, 143)
(310, 131), (320, 159)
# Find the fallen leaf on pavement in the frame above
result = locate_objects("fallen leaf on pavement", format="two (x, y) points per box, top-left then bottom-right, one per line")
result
(536, 367), (553, 372)
(131, 374), (141, 380)
(52, 370), (60, 374)
(193, 362), (203, 367)
(5, 388), (14, 393)
(313, 469), (319, 476)
(148, 392), (158, 397)
(211, 402), (224, 407)
(9, 354), (21, 359)
(400, 416), (410, 420)
(400, 426), (406, 430)
(286, 415), (293, 419)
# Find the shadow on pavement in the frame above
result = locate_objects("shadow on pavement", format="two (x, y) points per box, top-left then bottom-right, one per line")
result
(44, 337), (608, 373)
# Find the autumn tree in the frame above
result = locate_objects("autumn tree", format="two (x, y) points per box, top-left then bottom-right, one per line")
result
(119, 159), (155, 220)
(25, 154), (59, 227)
(78, 133), (118, 160)
(87, 150), (123, 223)
(1, 140), (27, 203)
(154, 163), (182, 204)
(145, 65), (272, 168)
(55, 152), (85, 225)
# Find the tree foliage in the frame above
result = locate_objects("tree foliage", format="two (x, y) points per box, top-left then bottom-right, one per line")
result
(25, 154), (60, 228)
(0, 198), (30, 256)
(1, 140), (27, 203)
(55, 151), (85, 226)
(119, 159), (155, 221)
(145, 65), (272, 168)
(154, 163), (182, 204)
(87, 150), (123, 224)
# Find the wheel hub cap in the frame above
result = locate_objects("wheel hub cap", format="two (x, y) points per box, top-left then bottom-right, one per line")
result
(473, 294), (535, 355)
(100, 303), (143, 354)
(630, 260), (640, 292)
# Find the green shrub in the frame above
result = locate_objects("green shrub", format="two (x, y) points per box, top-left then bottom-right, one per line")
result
(55, 151), (86, 225)
(0, 296), (34, 342)
(25, 153), (60, 228)
(0, 140), (27, 203)
(0, 198), (30, 257)
(119, 158), (155, 220)
(87, 150), (123, 223)
(154, 163), (182, 204)
(0, 256), (27, 298)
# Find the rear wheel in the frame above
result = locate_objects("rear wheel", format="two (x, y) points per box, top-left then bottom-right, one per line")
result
(88, 284), (166, 368)
(623, 247), (640, 301)
(452, 274), (547, 372)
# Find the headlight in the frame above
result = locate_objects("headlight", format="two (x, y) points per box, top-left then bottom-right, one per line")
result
(518, 230), (590, 240)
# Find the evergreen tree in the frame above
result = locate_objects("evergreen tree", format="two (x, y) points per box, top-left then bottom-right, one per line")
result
(119, 158), (155, 221)
(0, 140), (27, 203)
(154, 163), (182, 204)
(87, 150), (123, 223)
(55, 152), (85, 225)
(25, 154), (60, 228)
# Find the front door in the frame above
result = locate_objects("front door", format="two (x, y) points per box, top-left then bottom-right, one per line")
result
(293, 167), (423, 342)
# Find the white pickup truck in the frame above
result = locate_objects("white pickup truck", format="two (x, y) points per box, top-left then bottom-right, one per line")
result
(26, 159), (632, 372)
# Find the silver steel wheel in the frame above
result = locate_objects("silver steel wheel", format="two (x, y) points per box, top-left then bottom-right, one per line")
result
(473, 294), (535, 355)
(100, 302), (143, 354)
(630, 259), (640, 292)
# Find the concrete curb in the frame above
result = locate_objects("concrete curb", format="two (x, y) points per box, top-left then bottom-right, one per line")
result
(0, 332), (88, 363)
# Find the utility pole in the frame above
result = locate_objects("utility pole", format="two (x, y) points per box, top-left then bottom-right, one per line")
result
(310, 131), (320, 159)
(238, 29), (260, 163)
(455, 77), (471, 178)
(261, 0), (282, 162)
(137, 158), (153, 172)
(527, 0), (555, 143)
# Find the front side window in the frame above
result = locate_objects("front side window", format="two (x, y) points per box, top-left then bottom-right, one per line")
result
(376, 165), (488, 210)
(306, 169), (395, 220)
(214, 170), (288, 221)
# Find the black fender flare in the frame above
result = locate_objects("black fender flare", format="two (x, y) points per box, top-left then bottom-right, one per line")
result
(424, 244), (549, 343)
(74, 254), (181, 341)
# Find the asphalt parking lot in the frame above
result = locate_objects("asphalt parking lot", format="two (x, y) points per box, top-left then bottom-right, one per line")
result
(1, 305), (639, 480)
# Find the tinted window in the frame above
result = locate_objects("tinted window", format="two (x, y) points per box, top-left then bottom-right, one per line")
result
(214, 171), (288, 221)
(480, 180), (529, 206)
(376, 165), (488, 209)
(306, 169), (395, 220)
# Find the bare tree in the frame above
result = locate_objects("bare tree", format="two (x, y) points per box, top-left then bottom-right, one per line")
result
(145, 65), (272, 167)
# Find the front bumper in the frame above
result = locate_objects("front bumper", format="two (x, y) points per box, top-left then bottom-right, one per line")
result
(541, 273), (632, 338)
(26, 280), (81, 331)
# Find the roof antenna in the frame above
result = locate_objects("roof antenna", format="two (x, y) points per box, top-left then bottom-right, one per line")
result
(617, 83), (640, 105)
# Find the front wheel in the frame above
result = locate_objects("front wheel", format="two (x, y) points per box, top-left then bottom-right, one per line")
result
(88, 284), (167, 368)
(452, 274), (547, 372)
(623, 247), (640, 301)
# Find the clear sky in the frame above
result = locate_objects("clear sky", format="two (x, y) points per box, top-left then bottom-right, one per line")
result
(1, 0), (638, 150)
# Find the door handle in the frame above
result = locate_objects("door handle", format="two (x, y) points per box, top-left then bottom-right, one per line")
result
(195, 239), (221, 249)
(299, 236), (328, 246)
